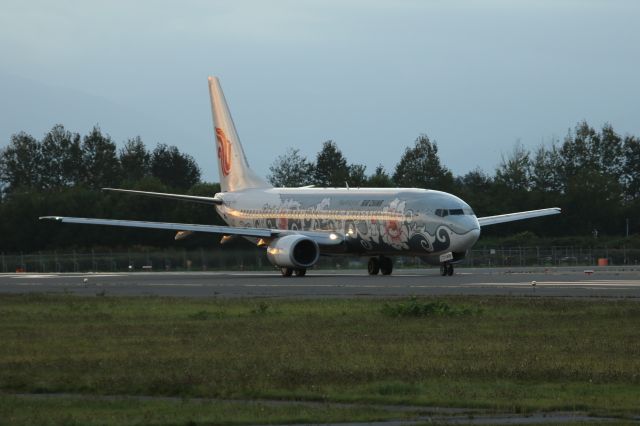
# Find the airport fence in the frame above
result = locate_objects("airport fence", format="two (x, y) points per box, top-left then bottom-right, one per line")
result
(1, 246), (639, 273)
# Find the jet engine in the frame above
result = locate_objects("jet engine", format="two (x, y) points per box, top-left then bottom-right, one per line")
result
(266, 235), (320, 269)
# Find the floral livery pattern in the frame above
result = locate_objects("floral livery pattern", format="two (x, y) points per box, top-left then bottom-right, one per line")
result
(233, 196), (452, 255)
(357, 198), (449, 253)
(379, 198), (410, 250)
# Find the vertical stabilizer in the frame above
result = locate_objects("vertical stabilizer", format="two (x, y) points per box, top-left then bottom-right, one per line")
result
(208, 76), (271, 192)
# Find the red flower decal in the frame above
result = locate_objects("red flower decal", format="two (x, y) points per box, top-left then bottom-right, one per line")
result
(215, 127), (232, 176)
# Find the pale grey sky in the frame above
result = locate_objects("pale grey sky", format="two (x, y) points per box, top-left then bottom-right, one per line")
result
(1, 0), (639, 182)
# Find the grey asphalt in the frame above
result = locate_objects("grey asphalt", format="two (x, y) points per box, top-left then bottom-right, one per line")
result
(1, 266), (640, 298)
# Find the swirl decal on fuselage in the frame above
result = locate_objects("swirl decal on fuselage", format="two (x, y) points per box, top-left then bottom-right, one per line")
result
(215, 127), (232, 176)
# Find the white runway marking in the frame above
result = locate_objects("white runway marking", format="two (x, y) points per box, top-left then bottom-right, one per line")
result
(10, 274), (121, 279)
(138, 283), (203, 287)
(242, 280), (640, 289)
(492, 280), (640, 287)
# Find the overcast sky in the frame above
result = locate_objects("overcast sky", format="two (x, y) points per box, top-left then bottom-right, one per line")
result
(1, 0), (639, 183)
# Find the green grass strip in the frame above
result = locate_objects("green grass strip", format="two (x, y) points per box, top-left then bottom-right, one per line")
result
(1, 294), (639, 418)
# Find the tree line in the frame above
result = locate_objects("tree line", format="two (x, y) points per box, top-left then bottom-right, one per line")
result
(0, 121), (639, 252)
(0, 125), (218, 252)
(0, 125), (201, 193)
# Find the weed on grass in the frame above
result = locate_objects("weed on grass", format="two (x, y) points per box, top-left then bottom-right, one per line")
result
(382, 296), (481, 318)
(250, 301), (277, 315)
(188, 310), (226, 320)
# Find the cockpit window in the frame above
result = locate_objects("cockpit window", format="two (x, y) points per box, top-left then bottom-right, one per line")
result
(435, 208), (475, 217)
(435, 209), (448, 217)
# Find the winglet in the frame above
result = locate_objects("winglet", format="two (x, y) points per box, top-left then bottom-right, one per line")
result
(39, 216), (63, 221)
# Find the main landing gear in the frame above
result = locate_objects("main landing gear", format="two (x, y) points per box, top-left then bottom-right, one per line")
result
(440, 263), (454, 276)
(368, 256), (393, 276)
(280, 267), (306, 277)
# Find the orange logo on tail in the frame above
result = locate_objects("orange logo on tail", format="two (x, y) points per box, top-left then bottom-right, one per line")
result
(215, 127), (232, 176)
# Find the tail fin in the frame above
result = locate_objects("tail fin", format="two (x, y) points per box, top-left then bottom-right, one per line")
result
(208, 76), (271, 192)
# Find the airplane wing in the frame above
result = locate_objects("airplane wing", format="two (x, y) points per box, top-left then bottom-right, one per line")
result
(102, 188), (223, 205)
(477, 207), (561, 227)
(39, 216), (344, 246)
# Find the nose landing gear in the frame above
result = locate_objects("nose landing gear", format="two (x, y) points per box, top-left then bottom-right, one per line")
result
(440, 263), (454, 276)
(368, 256), (393, 275)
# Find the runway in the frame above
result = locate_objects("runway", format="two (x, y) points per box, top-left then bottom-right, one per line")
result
(1, 266), (640, 298)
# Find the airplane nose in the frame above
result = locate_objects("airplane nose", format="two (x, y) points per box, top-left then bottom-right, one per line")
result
(465, 227), (481, 248)
(458, 219), (481, 250)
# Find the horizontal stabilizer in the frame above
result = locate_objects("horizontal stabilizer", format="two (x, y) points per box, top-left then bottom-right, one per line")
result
(478, 207), (561, 227)
(103, 188), (222, 205)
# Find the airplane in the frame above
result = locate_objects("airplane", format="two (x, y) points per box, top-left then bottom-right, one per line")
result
(41, 76), (560, 277)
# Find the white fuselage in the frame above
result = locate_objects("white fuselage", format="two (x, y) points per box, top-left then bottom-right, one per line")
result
(215, 187), (481, 261)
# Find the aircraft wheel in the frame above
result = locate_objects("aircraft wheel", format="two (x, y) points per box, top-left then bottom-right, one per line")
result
(367, 257), (380, 275)
(447, 263), (454, 276)
(440, 264), (447, 276)
(295, 268), (307, 277)
(281, 267), (293, 277)
(380, 256), (393, 275)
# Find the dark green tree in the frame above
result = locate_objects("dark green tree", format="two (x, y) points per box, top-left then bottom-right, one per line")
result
(366, 164), (394, 187)
(454, 168), (494, 216)
(560, 122), (625, 186)
(530, 143), (563, 193)
(494, 143), (532, 191)
(313, 140), (349, 187)
(267, 148), (314, 187)
(120, 137), (151, 183)
(597, 124), (625, 182)
(347, 164), (367, 187)
(81, 126), (120, 189)
(623, 135), (640, 201)
(0, 132), (42, 194)
(558, 122), (625, 234)
(40, 125), (83, 189)
(393, 134), (454, 191)
(151, 144), (201, 190)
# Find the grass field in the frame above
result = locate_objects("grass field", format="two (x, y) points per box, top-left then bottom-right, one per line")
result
(1, 294), (639, 424)
(0, 395), (417, 426)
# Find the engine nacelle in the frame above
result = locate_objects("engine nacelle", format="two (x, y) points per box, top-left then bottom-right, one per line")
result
(266, 235), (320, 269)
